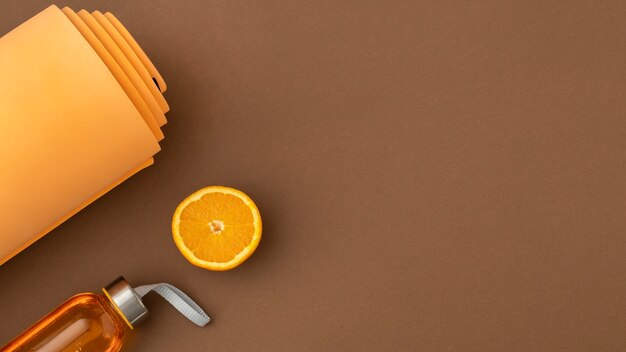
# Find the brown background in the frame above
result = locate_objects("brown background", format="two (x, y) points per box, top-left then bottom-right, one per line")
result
(1, 1), (625, 350)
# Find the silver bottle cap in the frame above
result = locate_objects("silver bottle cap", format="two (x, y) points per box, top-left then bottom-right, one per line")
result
(103, 276), (149, 328)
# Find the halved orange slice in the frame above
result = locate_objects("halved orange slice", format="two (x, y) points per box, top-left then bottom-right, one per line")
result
(172, 186), (262, 271)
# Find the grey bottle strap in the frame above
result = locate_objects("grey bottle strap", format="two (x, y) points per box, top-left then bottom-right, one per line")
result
(133, 283), (211, 327)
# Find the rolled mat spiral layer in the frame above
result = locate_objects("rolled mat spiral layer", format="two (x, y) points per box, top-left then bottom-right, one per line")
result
(0, 5), (169, 264)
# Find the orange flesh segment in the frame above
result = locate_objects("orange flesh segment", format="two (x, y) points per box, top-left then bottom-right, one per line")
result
(173, 187), (262, 270)
(180, 193), (255, 263)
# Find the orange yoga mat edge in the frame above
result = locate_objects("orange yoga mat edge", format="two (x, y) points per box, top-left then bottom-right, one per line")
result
(0, 5), (169, 265)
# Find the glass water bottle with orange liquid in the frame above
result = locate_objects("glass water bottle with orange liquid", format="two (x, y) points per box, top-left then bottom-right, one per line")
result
(1, 277), (209, 352)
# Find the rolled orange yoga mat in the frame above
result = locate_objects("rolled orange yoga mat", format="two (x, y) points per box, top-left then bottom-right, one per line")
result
(0, 5), (169, 264)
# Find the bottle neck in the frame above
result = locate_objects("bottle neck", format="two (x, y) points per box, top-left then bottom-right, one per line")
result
(100, 293), (134, 330)
(102, 277), (149, 329)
